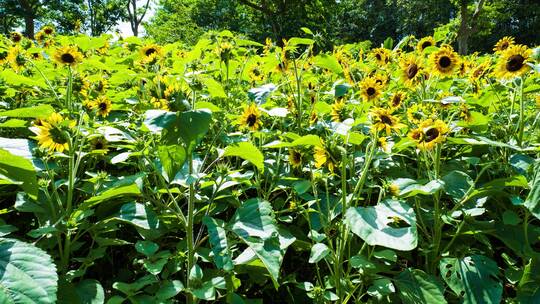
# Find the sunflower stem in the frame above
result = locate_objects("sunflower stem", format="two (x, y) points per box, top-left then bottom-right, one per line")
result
(517, 77), (525, 147)
(186, 152), (195, 304)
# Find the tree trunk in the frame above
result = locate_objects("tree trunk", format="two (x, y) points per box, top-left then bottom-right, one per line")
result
(24, 14), (34, 38)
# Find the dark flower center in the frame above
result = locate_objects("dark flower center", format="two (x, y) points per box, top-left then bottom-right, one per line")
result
(506, 55), (524, 72)
(438, 56), (451, 68)
(11, 34), (21, 42)
(425, 128), (440, 142)
(500, 42), (509, 50)
(375, 54), (382, 61)
(94, 141), (104, 149)
(50, 127), (68, 144)
(376, 79), (383, 85)
(380, 115), (393, 125)
(421, 41), (432, 50)
(145, 48), (156, 56)
(61, 53), (75, 63)
(99, 102), (108, 111)
(392, 95), (402, 107)
(367, 87), (376, 96)
(247, 114), (257, 126)
(292, 151), (301, 163)
(44, 28), (53, 35)
(406, 64), (418, 79)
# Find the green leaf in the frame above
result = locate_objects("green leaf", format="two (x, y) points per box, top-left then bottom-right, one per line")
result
(0, 238), (58, 304)
(395, 268), (447, 304)
(155, 280), (184, 300)
(524, 162), (540, 220)
(135, 241), (159, 257)
(439, 255), (502, 304)
(313, 54), (343, 75)
(81, 183), (141, 210)
(223, 142), (264, 172)
(0, 70), (46, 88)
(263, 135), (321, 148)
(309, 243), (330, 263)
(442, 171), (474, 201)
(0, 105), (55, 119)
(517, 257), (540, 303)
(166, 110), (213, 154)
(75, 280), (105, 304)
(203, 216), (234, 271)
(201, 77), (227, 98)
(192, 280), (215, 300)
(391, 178), (444, 198)
(0, 149), (38, 200)
(367, 278), (395, 298)
(143, 110), (176, 134)
(158, 144), (186, 182)
(116, 202), (159, 230)
(345, 199), (418, 251)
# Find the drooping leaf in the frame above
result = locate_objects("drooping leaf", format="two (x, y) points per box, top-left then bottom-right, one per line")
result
(439, 255), (502, 304)
(0, 149), (38, 200)
(345, 199), (417, 251)
(116, 202), (159, 230)
(81, 183), (141, 210)
(0, 238), (58, 304)
(442, 171), (474, 201)
(203, 216), (234, 271)
(0, 105), (55, 119)
(223, 141), (264, 172)
(313, 54), (343, 75)
(202, 77), (227, 98)
(308, 243), (330, 263)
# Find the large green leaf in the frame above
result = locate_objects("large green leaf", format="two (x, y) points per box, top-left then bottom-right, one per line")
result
(115, 202), (159, 230)
(0, 105), (55, 119)
(203, 216), (234, 271)
(517, 257), (540, 303)
(0, 238), (58, 304)
(345, 199), (417, 251)
(263, 135), (322, 148)
(158, 144), (186, 182)
(439, 255), (502, 304)
(201, 77), (227, 98)
(223, 142), (264, 172)
(524, 162), (540, 220)
(165, 110), (213, 154)
(390, 178), (444, 198)
(313, 54), (343, 75)
(442, 171), (473, 201)
(80, 183), (141, 210)
(395, 268), (447, 304)
(0, 149), (38, 200)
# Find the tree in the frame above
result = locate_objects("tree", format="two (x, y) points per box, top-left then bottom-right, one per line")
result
(2, 0), (45, 38)
(126, 0), (152, 36)
(454, 0), (486, 54)
(85, 0), (128, 36)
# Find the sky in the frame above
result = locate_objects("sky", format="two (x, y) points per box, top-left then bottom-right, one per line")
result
(115, 0), (156, 37)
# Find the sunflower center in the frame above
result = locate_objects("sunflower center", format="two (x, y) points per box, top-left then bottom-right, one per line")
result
(438, 56), (451, 68)
(292, 151), (301, 163)
(421, 41), (432, 50)
(392, 96), (402, 107)
(425, 128), (440, 142)
(376, 79), (383, 85)
(247, 114), (257, 126)
(44, 28), (53, 35)
(145, 48), (156, 56)
(94, 141), (104, 149)
(500, 42), (509, 50)
(366, 87), (376, 96)
(406, 64), (418, 79)
(506, 55), (524, 72)
(380, 115), (393, 125)
(61, 53), (75, 63)
(99, 102), (108, 111)
(49, 127), (68, 144)
(375, 54), (381, 61)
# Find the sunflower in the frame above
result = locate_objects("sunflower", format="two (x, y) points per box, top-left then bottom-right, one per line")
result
(10, 32), (23, 43)
(140, 43), (163, 63)
(493, 36), (515, 53)
(90, 96), (112, 117)
(494, 44), (531, 79)
(34, 113), (72, 153)
(370, 107), (404, 135)
(389, 91), (407, 108)
(373, 72), (389, 88)
(430, 45), (459, 77)
(359, 77), (382, 102)
(247, 63), (265, 82)
(417, 36), (436, 53)
(408, 119), (449, 150)
(41, 25), (55, 36)
(407, 103), (430, 125)
(239, 103), (262, 131)
(371, 48), (391, 65)
(216, 41), (233, 62)
(469, 60), (491, 81)
(7, 46), (27, 72)
(289, 149), (302, 168)
(314, 144), (334, 172)
(331, 99), (347, 122)
(399, 53), (423, 88)
(458, 58), (471, 77)
(54, 46), (83, 66)
(90, 136), (108, 152)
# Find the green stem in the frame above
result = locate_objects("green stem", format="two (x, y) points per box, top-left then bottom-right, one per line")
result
(186, 153), (195, 304)
(517, 77), (525, 147)
(351, 132), (378, 206)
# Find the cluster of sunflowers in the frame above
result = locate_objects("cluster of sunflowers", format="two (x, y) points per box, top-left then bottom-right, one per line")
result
(0, 26), (539, 302)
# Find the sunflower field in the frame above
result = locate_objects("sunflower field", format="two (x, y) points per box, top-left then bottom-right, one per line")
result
(0, 26), (539, 304)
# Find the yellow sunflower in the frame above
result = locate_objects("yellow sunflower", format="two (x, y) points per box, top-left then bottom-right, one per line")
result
(239, 103), (262, 131)
(7, 46), (27, 72)
(373, 72), (389, 88)
(216, 41), (233, 62)
(370, 107), (404, 135)
(494, 44), (531, 79)
(399, 53), (423, 88)
(430, 45), (459, 77)
(493, 36), (515, 53)
(247, 63), (265, 82)
(389, 91), (407, 108)
(35, 113), (72, 153)
(359, 77), (383, 102)
(331, 99), (347, 122)
(408, 119), (449, 150)
(41, 25), (55, 36)
(313, 144), (334, 172)
(140, 43), (163, 63)
(90, 96), (112, 117)
(407, 103), (430, 125)
(54, 46), (83, 67)
(10, 32), (23, 43)
(469, 60), (491, 81)
(417, 36), (436, 53)
(289, 149), (302, 168)
(90, 136), (108, 152)
(371, 48), (391, 65)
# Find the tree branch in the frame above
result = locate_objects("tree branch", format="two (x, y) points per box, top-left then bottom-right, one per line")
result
(237, 0), (274, 16)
